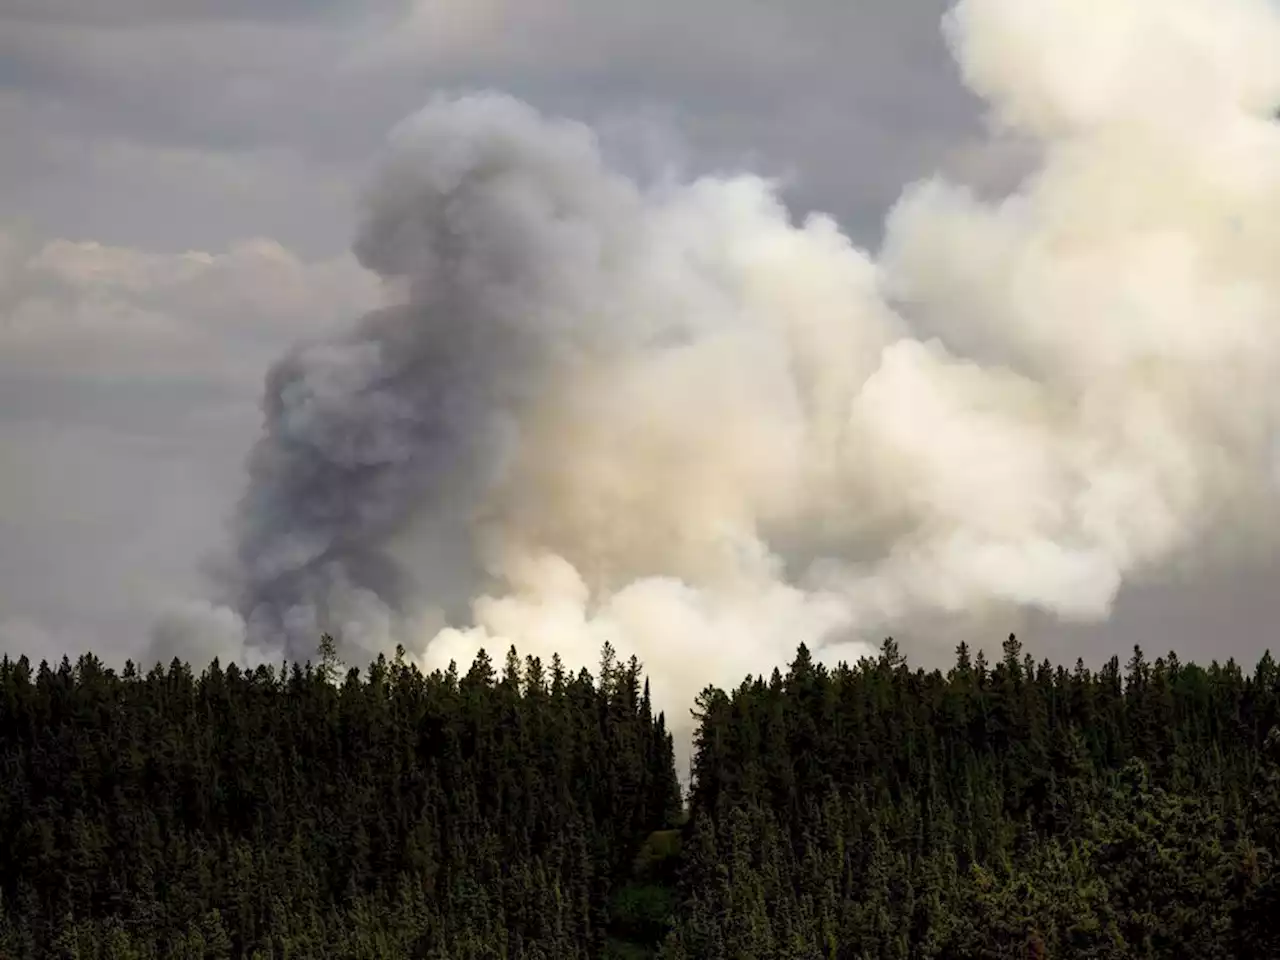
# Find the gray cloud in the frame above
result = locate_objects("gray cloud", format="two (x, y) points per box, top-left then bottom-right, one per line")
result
(0, 0), (996, 669)
(2, 0), (378, 26)
(0, 0), (990, 254)
(0, 225), (378, 664)
(5, 0), (1276, 686)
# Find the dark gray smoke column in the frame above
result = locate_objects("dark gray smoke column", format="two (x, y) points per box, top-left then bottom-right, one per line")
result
(229, 94), (645, 660)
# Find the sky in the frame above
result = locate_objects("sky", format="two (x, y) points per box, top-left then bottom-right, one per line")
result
(3, 0), (1277, 675)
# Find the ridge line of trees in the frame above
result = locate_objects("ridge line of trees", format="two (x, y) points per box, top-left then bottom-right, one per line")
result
(2, 632), (1278, 957)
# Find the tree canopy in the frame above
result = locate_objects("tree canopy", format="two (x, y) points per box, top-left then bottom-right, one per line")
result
(1, 633), (1278, 957)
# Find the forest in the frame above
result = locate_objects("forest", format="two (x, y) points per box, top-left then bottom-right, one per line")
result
(1, 632), (1279, 958)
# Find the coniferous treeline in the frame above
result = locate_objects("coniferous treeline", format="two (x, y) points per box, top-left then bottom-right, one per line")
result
(2, 632), (1280, 958)
(664, 636), (1280, 959)
(0, 638), (681, 958)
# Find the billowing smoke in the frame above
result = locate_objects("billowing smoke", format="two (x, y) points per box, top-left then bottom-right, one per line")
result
(179, 0), (1280, 736)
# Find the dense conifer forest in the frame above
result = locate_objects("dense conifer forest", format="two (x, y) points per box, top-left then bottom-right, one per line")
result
(2, 632), (1279, 957)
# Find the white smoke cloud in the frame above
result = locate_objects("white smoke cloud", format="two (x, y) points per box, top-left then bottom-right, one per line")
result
(210, 0), (1280, 752)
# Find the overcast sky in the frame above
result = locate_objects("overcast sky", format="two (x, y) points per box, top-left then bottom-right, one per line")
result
(3, 0), (1274, 672)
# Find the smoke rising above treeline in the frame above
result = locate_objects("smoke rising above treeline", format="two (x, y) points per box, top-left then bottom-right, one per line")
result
(160, 0), (1280, 734)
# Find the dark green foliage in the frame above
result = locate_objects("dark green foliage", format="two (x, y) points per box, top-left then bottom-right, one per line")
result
(666, 637), (1280, 958)
(2, 633), (1278, 957)
(0, 643), (681, 958)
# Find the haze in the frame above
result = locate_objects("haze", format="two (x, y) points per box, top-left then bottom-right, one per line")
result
(5, 0), (1279, 722)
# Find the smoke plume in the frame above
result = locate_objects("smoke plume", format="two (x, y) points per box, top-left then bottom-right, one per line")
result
(191, 0), (1280, 732)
